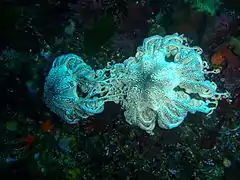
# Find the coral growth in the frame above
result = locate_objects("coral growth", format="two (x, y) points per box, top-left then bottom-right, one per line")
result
(185, 0), (221, 15)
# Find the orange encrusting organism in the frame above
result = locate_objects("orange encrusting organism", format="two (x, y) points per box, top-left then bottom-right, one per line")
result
(211, 50), (225, 66)
(40, 120), (55, 132)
